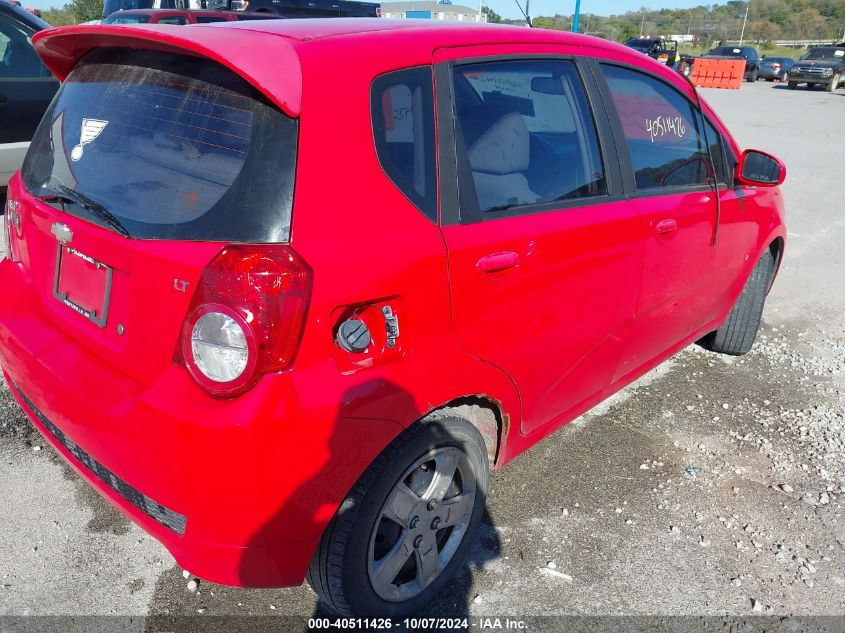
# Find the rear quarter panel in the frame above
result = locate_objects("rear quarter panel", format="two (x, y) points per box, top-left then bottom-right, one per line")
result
(286, 39), (521, 451)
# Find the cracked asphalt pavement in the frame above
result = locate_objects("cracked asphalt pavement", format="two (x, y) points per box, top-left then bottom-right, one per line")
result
(1, 80), (843, 622)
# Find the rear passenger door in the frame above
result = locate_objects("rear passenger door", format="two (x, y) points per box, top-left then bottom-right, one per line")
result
(435, 50), (645, 435)
(595, 63), (720, 380)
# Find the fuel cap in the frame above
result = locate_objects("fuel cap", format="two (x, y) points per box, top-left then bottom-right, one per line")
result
(337, 319), (371, 353)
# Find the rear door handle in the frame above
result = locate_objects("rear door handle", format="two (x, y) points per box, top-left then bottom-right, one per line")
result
(656, 218), (678, 234)
(476, 251), (520, 275)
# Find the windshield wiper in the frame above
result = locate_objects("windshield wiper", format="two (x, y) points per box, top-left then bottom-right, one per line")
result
(39, 185), (130, 238)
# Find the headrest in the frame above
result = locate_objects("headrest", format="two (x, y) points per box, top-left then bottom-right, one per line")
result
(468, 112), (530, 175)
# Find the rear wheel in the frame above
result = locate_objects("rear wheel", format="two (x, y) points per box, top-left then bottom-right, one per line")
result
(307, 414), (489, 617)
(788, 80), (797, 89)
(699, 250), (774, 356)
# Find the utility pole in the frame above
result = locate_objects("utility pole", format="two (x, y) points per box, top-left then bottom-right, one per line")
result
(478, 0), (483, 21)
(640, 12), (646, 37)
(739, 1), (750, 45)
(572, 0), (581, 32)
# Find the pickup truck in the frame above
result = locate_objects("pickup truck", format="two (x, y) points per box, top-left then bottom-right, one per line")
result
(625, 37), (680, 65)
(787, 47), (845, 92)
(625, 37), (696, 77)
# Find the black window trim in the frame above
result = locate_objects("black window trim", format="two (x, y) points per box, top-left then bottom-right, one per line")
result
(435, 53), (628, 227)
(699, 111), (737, 189)
(591, 58), (722, 201)
(370, 65), (439, 224)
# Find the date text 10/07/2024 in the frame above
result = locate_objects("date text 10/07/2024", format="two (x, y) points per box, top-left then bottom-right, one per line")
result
(307, 617), (530, 629)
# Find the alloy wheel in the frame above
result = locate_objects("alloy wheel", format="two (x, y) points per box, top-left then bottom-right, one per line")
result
(367, 446), (476, 602)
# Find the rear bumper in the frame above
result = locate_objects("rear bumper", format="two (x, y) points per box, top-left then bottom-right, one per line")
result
(0, 258), (402, 587)
(4, 378), (315, 586)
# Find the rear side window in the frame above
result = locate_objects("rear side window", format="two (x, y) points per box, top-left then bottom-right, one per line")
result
(22, 49), (297, 242)
(156, 15), (187, 23)
(0, 16), (50, 78)
(371, 67), (437, 223)
(601, 64), (710, 191)
(452, 59), (605, 219)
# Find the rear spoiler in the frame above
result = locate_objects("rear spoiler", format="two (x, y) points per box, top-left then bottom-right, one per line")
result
(32, 24), (303, 118)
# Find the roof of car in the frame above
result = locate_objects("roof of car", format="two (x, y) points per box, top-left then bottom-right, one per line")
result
(200, 17), (615, 46)
(32, 19), (668, 118)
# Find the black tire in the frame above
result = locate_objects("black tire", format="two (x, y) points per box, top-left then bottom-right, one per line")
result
(307, 414), (489, 617)
(746, 69), (758, 82)
(699, 250), (774, 356)
(788, 81), (797, 89)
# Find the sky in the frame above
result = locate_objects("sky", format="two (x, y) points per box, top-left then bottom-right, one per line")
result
(24, 0), (714, 22)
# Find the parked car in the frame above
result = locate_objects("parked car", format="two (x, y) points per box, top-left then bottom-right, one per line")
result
(787, 47), (845, 91)
(624, 36), (679, 66)
(208, 0), (380, 17)
(2, 20), (786, 617)
(758, 56), (794, 81)
(0, 1), (58, 188)
(703, 45), (761, 82)
(102, 7), (281, 22)
(102, 0), (196, 19)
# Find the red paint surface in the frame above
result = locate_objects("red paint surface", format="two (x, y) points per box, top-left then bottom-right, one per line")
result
(1, 22), (786, 588)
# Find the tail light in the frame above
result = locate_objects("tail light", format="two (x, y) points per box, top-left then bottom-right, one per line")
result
(4, 198), (22, 263)
(177, 245), (311, 398)
(772, 63), (781, 69)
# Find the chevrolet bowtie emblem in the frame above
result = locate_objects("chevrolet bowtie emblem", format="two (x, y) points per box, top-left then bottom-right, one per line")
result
(51, 222), (73, 245)
(71, 118), (108, 162)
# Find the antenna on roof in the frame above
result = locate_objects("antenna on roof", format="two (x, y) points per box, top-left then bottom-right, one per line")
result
(513, 0), (530, 26)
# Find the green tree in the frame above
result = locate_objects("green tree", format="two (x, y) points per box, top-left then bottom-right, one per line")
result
(481, 5), (502, 23)
(748, 19), (781, 43)
(786, 7), (829, 39)
(41, 4), (77, 25)
(69, 0), (104, 23)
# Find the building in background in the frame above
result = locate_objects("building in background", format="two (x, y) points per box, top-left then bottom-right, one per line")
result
(380, 1), (486, 22)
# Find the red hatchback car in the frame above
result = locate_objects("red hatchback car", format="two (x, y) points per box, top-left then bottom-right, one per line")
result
(1, 19), (785, 616)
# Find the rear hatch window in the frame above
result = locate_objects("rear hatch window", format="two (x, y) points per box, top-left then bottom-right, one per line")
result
(22, 48), (297, 242)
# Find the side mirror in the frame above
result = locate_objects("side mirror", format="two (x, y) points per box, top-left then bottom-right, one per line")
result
(737, 149), (786, 187)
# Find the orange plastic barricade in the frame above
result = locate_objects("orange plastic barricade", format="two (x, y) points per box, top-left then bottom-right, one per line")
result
(690, 58), (747, 89)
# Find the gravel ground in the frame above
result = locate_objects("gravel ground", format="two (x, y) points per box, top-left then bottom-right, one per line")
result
(1, 80), (843, 623)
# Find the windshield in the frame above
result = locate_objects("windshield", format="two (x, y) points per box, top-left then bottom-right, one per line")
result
(102, 13), (152, 22)
(802, 48), (845, 61)
(22, 49), (298, 242)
